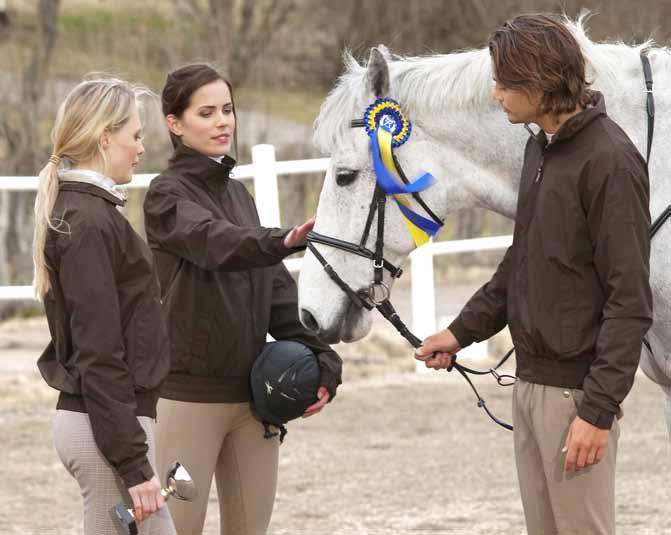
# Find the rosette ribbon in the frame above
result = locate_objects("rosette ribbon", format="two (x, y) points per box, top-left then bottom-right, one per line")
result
(369, 125), (442, 247)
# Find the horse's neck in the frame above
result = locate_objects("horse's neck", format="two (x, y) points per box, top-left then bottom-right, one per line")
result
(426, 107), (526, 219)
(424, 72), (669, 222)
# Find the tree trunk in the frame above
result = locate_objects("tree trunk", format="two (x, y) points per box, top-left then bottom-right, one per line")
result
(0, 0), (61, 292)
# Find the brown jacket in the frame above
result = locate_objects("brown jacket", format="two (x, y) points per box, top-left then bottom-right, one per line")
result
(143, 144), (342, 403)
(38, 182), (169, 487)
(449, 92), (652, 429)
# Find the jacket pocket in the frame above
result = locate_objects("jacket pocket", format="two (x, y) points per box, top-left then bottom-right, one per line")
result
(126, 297), (170, 389)
(190, 301), (213, 361)
(167, 267), (224, 377)
(558, 268), (579, 354)
(206, 272), (252, 377)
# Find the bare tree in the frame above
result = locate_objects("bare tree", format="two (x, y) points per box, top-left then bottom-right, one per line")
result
(173, 0), (295, 85)
(0, 0), (8, 29)
(0, 0), (61, 292)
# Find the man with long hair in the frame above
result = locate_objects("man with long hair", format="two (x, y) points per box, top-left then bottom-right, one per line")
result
(416, 14), (652, 534)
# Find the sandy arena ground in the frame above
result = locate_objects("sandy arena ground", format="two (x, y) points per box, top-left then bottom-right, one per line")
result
(1, 313), (670, 535)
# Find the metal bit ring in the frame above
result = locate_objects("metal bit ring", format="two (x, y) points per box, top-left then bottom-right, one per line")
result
(368, 282), (390, 305)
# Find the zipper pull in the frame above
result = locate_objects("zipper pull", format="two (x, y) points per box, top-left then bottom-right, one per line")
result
(534, 155), (545, 183)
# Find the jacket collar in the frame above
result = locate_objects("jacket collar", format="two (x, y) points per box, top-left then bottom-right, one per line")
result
(59, 168), (127, 202)
(168, 142), (236, 184)
(527, 91), (607, 147)
(58, 181), (126, 207)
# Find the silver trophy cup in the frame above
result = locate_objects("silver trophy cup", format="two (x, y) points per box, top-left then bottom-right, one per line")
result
(113, 461), (197, 535)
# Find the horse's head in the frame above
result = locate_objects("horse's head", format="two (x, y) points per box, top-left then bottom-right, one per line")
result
(298, 47), (450, 343)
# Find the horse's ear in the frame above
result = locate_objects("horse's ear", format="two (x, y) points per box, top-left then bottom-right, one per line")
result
(376, 44), (392, 61)
(366, 46), (390, 98)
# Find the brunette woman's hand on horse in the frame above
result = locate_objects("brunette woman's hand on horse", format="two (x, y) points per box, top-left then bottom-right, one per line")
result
(284, 216), (316, 248)
(415, 329), (461, 370)
(303, 386), (330, 418)
(128, 476), (164, 522)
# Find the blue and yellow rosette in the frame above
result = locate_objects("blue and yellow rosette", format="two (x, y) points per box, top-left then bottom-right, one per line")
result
(363, 98), (441, 247)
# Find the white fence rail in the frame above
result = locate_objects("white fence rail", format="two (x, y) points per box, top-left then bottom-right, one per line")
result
(0, 144), (512, 339)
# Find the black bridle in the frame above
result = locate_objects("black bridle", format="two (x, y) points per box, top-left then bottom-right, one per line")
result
(307, 117), (516, 432)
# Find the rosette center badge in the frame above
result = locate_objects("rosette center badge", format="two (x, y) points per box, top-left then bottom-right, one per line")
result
(363, 98), (412, 148)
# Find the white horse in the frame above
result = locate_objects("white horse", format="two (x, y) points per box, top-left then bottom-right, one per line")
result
(297, 18), (671, 435)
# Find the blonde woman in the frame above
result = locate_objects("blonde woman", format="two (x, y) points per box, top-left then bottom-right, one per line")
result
(33, 78), (176, 535)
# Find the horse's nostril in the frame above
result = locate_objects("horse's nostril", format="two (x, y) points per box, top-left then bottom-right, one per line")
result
(300, 308), (320, 333)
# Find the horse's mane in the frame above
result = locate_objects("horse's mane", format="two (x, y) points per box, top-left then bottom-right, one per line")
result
(314, 13), (661, 153)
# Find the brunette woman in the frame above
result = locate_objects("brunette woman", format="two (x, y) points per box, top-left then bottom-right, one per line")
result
(143, 64), (342, 535)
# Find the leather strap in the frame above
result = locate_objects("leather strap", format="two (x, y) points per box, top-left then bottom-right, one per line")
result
(640, 52), (654, 164)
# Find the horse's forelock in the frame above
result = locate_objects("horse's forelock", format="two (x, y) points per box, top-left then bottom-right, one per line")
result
(313, 53), (367, 154)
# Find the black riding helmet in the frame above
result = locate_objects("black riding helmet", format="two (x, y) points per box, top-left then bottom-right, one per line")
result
(250, 340), (321, 442)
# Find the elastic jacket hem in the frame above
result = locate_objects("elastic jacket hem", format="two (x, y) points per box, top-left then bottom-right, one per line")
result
(514, 348), (592, 389)
(160, 373), (251, 403)
(57, 390), (159, 419)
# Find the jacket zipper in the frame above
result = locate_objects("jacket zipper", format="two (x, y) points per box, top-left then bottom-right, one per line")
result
(525, 124), (548, 184)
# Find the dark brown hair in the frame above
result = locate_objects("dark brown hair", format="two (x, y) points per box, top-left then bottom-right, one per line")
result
(162, 63), (238, 152)
(489, 14), (594, 116)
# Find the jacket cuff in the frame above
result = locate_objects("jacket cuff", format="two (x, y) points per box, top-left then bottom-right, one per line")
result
(271, 228), (298, 257)
(274, 229), (308, 254)
(319, 366), (341, 401)
(447, 316), (475, 349)
(119, 459), (154, 489)
(577, 400), (615, 430)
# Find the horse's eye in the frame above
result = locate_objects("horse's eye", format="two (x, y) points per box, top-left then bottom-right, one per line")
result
(335, 169), (358, 186)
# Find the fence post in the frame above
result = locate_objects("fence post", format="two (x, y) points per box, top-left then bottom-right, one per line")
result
(411, 245), (436, 371)
(251, 144), (281, 227)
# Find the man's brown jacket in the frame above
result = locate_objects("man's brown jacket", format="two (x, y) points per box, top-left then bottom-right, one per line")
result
(450, 92), (652, 429)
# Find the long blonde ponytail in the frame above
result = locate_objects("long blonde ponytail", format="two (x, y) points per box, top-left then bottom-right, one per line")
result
(32, 78), (148, 301)
(32, 155), (64, 300)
